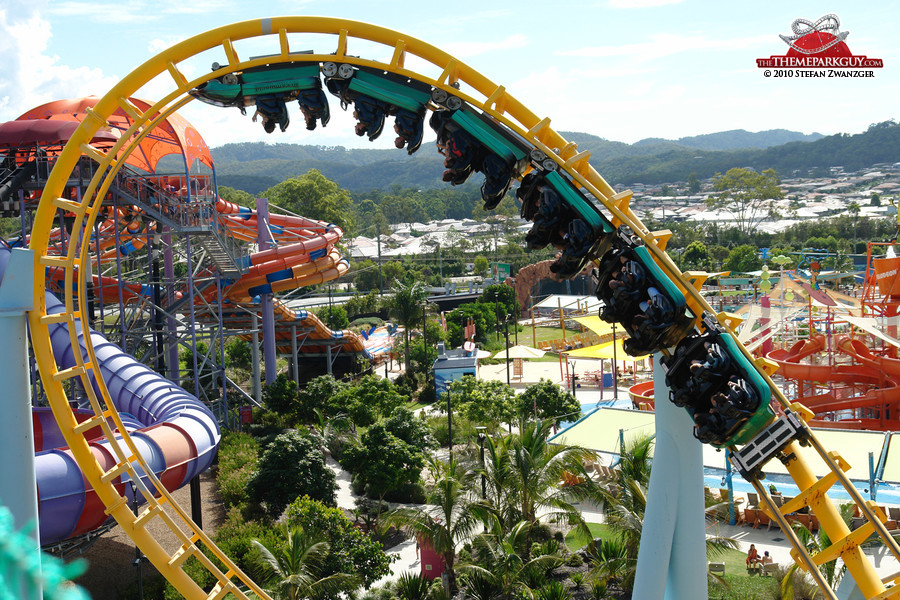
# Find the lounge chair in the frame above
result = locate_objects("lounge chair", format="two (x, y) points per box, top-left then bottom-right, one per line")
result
(756, 510), (775, 531)
(742, 508), (758, 528)
(708, 562), (725, 577)
(763, 562), (778, 577)
(747, 492), (759, 508)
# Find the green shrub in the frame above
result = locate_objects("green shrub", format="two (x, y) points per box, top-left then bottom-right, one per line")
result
(566, 552), (584, 567)
(350, 316), (385, 329)
(248, 430), (336, 517)
(460, 572), (502, 600)
(425, 414), (470, 447)
(520, 564), (547, 590)
(589, 579), (609, 600)
(284, 495), (393, 588)
(395, 572), (430, 600)
(383, 481), (427, 504)
(216, 431), (259, 509)
(243, 407), (290, 438)
(541, 538), (562, 557)
(536, 580), (572, 600)
(570, 572), (586, 589)
(531, 522), (553, 543)
(427, 579), (451, 600)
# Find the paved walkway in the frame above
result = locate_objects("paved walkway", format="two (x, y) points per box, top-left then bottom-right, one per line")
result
(327, 456), (421, 586)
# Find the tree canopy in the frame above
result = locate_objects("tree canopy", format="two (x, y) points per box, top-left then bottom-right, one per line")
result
(708, 168), (784, 236)
(262, 169), (354, 233)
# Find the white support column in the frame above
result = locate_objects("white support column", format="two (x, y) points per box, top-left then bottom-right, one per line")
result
(251, 313), (261, 405)
(632, 354), (708, 600)
(0, 249), (39, 599)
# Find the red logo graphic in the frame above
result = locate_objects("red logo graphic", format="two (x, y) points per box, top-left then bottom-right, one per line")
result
(757, 14), (883, 69)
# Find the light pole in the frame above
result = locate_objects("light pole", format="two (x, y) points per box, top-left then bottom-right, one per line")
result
(476, 426), (487, 500)
(422, 297), (429, 393)
(611, 322), (619, 400)
(504, 314), (511, 386)
(447, 386), (453, 460)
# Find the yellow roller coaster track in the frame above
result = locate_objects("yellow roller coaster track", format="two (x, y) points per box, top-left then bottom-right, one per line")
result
(26, 16), (900, 599)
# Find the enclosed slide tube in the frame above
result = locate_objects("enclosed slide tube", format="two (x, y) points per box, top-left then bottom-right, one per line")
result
(2, 250), (221, 546)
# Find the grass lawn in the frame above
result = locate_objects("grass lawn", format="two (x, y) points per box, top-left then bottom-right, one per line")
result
(403, 399), (432, 413)
(707, 548), (781, 599)
(564, 522), (618, 552)
(566, 527), (782, 599)
(483, 326), (592, 350)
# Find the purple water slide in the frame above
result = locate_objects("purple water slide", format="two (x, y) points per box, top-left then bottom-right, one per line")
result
(0, 247), (222, 546)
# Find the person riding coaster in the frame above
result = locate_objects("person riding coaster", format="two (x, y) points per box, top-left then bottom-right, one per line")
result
(253, 95), (290, 133)
(549, 218), (602, 278)
(595, 240), (693, 356)
(324, 76), (426, 154)
(662, 331), (762, 446)
(325, 77), (392, 141)
(429, 110), (517, 210)
(517, 174), (576, 251)
(393, 108), (426, 154)
(296, 87), (331, 131)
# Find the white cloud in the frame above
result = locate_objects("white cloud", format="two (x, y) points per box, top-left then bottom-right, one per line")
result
(0, 6), (119, 122)
(46, 1), (148, 24)
(148, 37), (183, 54)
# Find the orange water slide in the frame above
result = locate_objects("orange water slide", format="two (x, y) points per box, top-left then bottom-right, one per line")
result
(766, 335), (900, 430)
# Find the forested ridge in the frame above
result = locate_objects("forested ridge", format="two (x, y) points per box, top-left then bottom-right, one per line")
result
(211, 122), (897, 194)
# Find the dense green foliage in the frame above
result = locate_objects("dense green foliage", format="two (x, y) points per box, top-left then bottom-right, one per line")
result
(284, 495), (394, 588)
(442, 376), (517, 431)
(708, 167), (784, 236)
(314, 304), (350, 330)
(262, 169), (354, 232)
(295, 375), (350, 424)
(342, 416), (427, 501)
(252, 525), (360, 600)
(249, 430), (337, 516)
(216, 431), (260, 509)
(263, 373), (299, 416)
(518, 379), (581, 427)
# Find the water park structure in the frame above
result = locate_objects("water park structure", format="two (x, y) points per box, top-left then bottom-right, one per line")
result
(4, 15), (900, 600)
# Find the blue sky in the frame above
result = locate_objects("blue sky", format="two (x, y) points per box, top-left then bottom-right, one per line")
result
(1, 1), (898, 151)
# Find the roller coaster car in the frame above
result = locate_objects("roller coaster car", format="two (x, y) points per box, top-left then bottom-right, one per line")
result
(429, 104), (531, 210)
(517, 172), (576, 250)
(189, 62), (330, 132)
(661, 327), (774, 448)
(549, 218), (601, 278)
(594, 232), (691, 356)
(322, 64), (430, 154)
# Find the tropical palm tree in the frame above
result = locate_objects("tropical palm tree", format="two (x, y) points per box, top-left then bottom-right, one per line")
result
(252, 526), (360, 600)
(458, 520), (563, 600)
(388, 279), (427, 373)
(590, 433), (737, 591)
(386, 456), (490, 593)
(481, 418), (601, 550)
(778, 507), (852, 599)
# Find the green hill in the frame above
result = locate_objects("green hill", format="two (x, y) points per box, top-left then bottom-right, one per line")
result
(210, 122), (898, 193)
